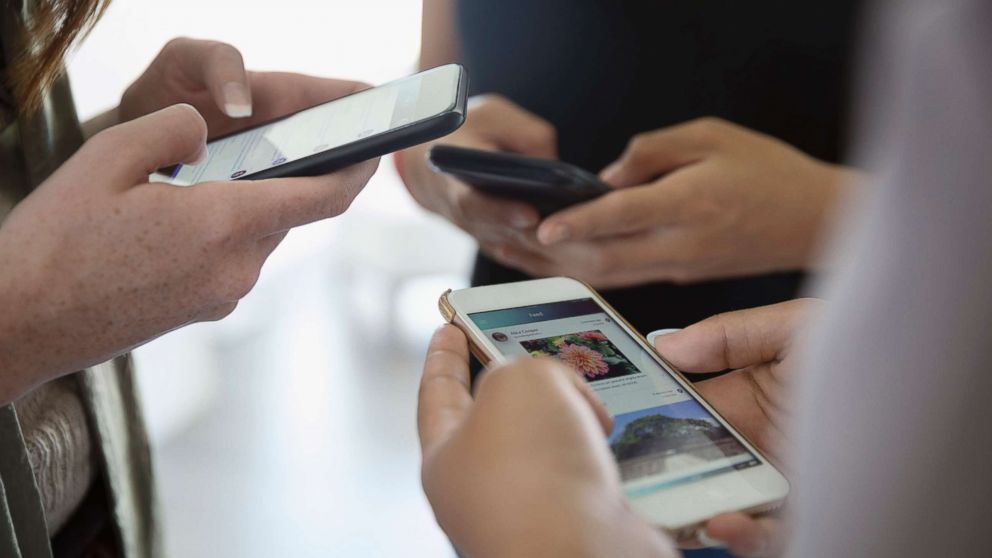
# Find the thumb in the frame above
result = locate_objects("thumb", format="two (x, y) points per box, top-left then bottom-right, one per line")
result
(654, 301), (810, 372)
(600, 121), (715, 188)
(536, 178), (689, 245)
(95, 104), (208, 187)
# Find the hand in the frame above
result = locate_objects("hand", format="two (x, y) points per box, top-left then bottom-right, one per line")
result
(398, 95), (557, 258)
(418, 325), (674, 558)
(113, 37), (368, 138)
(0, 104), (378, 404)
(496, 118), (859, 288)
(654, 298), (821, 557)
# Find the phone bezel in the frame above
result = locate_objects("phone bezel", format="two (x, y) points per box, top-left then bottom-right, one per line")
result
(439, 277), (789, 536)
(160, 64), (468, 184)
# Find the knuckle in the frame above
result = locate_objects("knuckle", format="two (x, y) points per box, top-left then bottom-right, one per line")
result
(215, 264), (261, 302)
(209, 40), (243, 61)
(161, 36), (193, 54)
(204, 302), (238, 322)
(687, 117), (729, 143)
(625, 133), (654, 164)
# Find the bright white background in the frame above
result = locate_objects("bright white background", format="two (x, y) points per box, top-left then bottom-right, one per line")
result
(68, 1), (474, 555)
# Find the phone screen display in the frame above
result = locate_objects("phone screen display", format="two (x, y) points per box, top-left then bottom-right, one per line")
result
(469, 298), (761, 498)
(165, 65), (460, 185)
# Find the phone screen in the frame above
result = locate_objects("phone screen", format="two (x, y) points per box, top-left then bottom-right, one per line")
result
(469, 298), (761, 498)
(164, 65), (461, 185)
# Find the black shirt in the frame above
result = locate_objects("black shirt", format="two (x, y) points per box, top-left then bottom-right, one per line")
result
(456, 0), (863, 332)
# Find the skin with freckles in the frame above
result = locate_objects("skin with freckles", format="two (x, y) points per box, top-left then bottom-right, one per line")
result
(0, 38), (380, 405)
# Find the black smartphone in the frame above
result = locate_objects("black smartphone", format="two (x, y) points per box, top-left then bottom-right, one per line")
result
(427, 145), (610, 216)
(155, 64), (468, 185)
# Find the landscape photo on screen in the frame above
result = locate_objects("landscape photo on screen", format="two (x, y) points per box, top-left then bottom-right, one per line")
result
(608, 400), (753, 482)
(520, 329), (641, 381)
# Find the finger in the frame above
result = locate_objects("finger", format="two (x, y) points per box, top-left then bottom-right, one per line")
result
(205, 157), (380, 236)
(165, 38), (252, 118)
(246, 72), (369, 121)
(565, 372), (614, 436)
(654, 299), (817, 372)
(476, 358), (610, 437)
(97, 104), (208, 187)
(701, 513), (784, 557)
(469, 95), (557, 158)
(535, 173), (695, 245)
(600, 118), (723, 187)
(451, 182), (541, 230)
(418, 325), (474, 456)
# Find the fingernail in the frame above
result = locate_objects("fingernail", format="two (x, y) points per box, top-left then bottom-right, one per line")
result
(190, 145), (209, 165)
(222, 82), (252, 118)
(538, 222), (571, 245)
(600, 163), (622, 185)
(509, 211), (537, 229)
(697, 528), (728, 549)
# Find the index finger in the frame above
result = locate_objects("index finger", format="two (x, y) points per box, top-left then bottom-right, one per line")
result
(536, 173), (694, 245)
(205, 158), (380, 236)
(166, 38), (253, 118)
(418, 325), (474, 457)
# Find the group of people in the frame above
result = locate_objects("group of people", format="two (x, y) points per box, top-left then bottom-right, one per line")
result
(1, 0), (990, 557)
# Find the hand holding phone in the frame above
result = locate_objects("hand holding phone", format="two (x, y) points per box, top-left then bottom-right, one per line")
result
(156, 64), (468, 185)
(394, 95), (557, 249)
(437, 277), (790, 539)
(418, 325), (678, 558)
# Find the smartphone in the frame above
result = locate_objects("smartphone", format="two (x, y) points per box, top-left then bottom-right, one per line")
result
(155, 64), (468, 185)
(427, 145), (610, 216)
(438, 277), (789, 538)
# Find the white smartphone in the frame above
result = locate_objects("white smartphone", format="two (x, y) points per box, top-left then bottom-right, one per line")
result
(153, 64), (468, 185)
(439, 277), (789, 538)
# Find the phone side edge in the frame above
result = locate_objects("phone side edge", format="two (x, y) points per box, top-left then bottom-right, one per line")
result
(438, 289), (494, 368)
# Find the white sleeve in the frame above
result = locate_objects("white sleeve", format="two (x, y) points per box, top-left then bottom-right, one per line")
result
(793, 1), (992, 557)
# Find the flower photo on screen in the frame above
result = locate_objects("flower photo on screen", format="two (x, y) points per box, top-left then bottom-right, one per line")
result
(519, 330), (640, 381)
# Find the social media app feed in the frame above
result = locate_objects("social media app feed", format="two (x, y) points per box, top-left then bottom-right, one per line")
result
(167, 68), (458, 186)
(470, 298), (760, 497)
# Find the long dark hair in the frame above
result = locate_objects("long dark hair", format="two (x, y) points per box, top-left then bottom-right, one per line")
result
(8, 0), (111, 113)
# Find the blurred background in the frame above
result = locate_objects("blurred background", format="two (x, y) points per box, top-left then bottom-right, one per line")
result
(68, 1), (469, 555)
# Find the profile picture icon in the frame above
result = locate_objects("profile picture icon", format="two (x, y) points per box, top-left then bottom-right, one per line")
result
(490, 332), (509, 343)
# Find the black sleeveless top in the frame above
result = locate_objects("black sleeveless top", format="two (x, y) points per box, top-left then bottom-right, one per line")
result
(457, 0), (863, 332)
